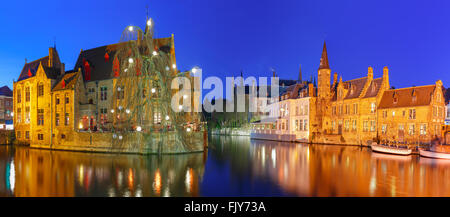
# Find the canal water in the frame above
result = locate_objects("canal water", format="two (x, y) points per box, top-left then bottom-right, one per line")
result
(1, 135), (450, 197)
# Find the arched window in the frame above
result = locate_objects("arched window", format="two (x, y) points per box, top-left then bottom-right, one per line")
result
(38, 83), (44, 97)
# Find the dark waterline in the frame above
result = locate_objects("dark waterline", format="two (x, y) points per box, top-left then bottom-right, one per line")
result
(1, 135), (450, 197)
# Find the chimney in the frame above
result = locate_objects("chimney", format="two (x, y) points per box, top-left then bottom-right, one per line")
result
(368, 66), (373, 81)
(60, 63), (65, 76)
(48, 47), (54, 67)
(383, 66), (390, 90)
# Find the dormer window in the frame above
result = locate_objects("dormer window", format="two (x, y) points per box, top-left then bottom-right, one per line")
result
(393, 92), (398, 104)
(412, 90), (417, 103)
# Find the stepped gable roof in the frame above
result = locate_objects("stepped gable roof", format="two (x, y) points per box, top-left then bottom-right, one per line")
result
(344, 77), (368, 99)
(363, 78), (383, 98)
(331, 77), (368, 101)
(74, 37), (174, 82)
(52, 71), (79, 91)
(0, 86), (12, 97)
(17, 48), (61, 82)
(378, 85), (436, 109)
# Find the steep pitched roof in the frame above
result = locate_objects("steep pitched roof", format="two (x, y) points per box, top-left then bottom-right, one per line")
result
(344, 77), (368, 99)
(0, 86), (12, 97)
(318, 41), (330, 70)
(378, 85), (436, 109)
(17, 48), (62, 82)
(74, 37), (174, 82)
(52, 71), (79, 91)
(363, 78), (383, 98)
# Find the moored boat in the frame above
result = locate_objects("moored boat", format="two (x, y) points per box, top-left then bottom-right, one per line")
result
(419, 148), (450, 160)
(370, 143), (412, 155)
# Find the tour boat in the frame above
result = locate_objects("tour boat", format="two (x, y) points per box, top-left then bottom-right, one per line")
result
(419, 149), (450, 160)
(370, 143), (412, 155)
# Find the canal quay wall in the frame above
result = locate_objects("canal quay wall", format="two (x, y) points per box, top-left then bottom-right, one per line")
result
(0, 130), (14, 145)
(15, 131), (206, 154)
(211, 128), (250, 136)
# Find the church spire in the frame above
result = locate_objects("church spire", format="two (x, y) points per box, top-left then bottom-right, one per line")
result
(319, 41), (330, 70)
(298, 64), (302, 83)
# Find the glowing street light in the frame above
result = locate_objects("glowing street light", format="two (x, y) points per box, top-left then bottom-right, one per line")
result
(128, 26), (134, 32)
(152, 51), (158, 56)
(147, 19), (152, 26)
(128, 58), (134, 64)
(136, 126), (142, 132)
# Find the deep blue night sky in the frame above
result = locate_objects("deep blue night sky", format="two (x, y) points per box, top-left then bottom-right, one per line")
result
(0, 0), (449, 94)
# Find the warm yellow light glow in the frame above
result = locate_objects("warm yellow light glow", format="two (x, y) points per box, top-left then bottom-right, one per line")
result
(152, 51), (158, 56)
(111, 109), (115, 113)
(147, 19), (152, 26)
(128, 26), (133, 31)
(128, 58), (134, 64)
(172, 64), (176, 69)
(79, 122), (83, 129)
(136, 126), (142, 132)
(165, 115), (170, 121)
(186, 127), (191, 132)
(151, 88), (156, 93)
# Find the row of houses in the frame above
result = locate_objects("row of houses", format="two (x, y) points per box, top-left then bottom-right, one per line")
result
(251, 42), (449, 146)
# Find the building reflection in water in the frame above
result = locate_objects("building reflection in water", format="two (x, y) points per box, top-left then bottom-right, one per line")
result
(209, 135), (450, 197)
(4, 136), (450, 196)
(0, 146), (205, 197)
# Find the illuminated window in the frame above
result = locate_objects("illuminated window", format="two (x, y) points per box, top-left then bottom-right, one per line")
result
(65, 113), (69, 126)
(25, 87), (30, 102)
(37, 109), (44, 125)
(370, 120), (376, 132)
(25, 106), (30, 123)
(17, 89), (22, 103)
(100, 87), (108, 101)
(16, 108), (21, 123)
(382, 124), (387, 134)
(363, 121), (369, 132)
(353, 103), (358, 114)
(409, 124), (415, 135)
(409, 109), (416, 120)
(304, 119), (308, 131)
(38, 83), (44, 97)
(370, 102), (376, 113)
(420, 124), (427, 135)
(352, 120), (357, 131)
(299, 120), (303, 131)
(55, 113), (60, 126)
(345, 120), (349, 131)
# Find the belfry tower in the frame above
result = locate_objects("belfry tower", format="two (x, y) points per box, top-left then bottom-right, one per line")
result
(317, 41), (331, 99)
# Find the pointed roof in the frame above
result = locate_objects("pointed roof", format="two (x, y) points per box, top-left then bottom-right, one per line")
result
(17, 47), (62, 82)
(319, 41), (330, 70)
(0, 86), (12, 97)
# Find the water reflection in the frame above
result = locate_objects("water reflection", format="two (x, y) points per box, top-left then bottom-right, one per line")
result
(208, 136), (450, 197)
(0, 146), (205, 197)
(3, 136), (450, 196)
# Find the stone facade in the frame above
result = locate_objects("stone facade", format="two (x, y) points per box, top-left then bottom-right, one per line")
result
(313, 42), (446, 146)
(13, 33), (205, 153)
